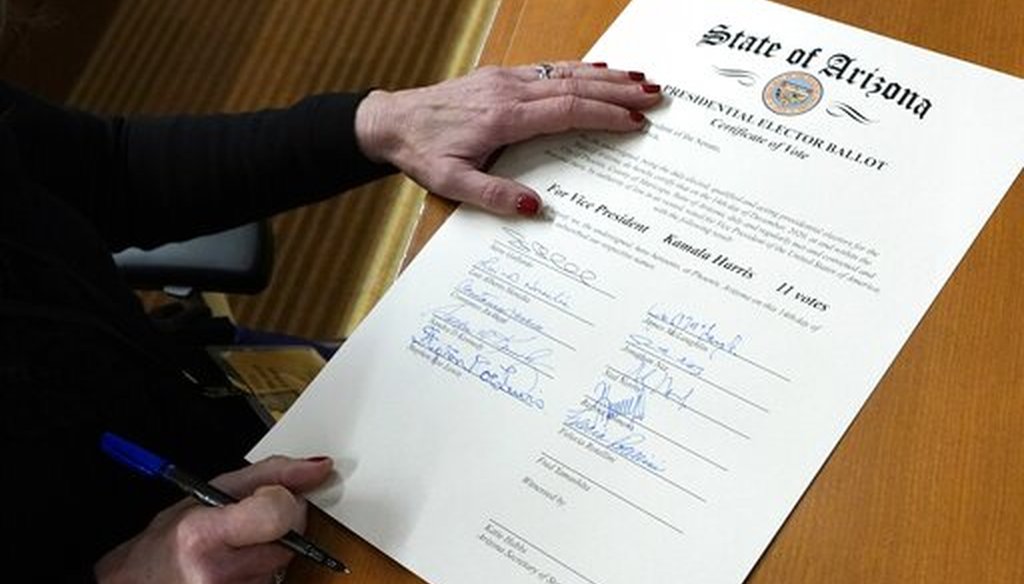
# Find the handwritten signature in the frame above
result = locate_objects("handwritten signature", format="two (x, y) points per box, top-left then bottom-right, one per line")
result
(591, 379), (646, 427)
(619, 355), (695, 412)
(454, 279), (547, 335)
(565, 406), (664, 473)
(430, 303), (553, 369)
(501, 226), (599, 288)
(474, 256), (573, 309)
(627, 333), (706, 377)
(563, 380), (665, 472)
(410, 324), (545, 410)
(646, 304), (744, 359)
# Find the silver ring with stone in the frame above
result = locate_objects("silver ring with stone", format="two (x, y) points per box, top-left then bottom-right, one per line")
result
(535, 62), (555, 80)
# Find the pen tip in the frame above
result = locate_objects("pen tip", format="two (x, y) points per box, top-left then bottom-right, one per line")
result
(323, 556), (348, 573)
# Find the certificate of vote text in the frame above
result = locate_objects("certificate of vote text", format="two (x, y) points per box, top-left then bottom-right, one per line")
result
(250, 1), (1023, 582)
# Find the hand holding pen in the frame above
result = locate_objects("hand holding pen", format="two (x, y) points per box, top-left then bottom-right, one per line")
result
(96, 433), (346, 583)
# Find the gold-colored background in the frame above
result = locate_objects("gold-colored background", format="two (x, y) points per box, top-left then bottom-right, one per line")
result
(4, 0), (499, 339)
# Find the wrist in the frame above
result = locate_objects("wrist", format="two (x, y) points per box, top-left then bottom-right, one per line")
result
(354, 89), (398, 164)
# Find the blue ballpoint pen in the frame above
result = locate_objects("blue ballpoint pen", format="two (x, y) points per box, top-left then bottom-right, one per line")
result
(100, 432), (348, 574)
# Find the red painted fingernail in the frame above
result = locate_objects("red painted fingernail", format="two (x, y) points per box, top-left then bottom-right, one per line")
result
(629, 110), (646, 124)
(628, 71), (646, 81)
(305, 456), (330, 463)
(590, 61), (608, 68)
(516, 194), (541, 217)
(642, 83), (661, 93)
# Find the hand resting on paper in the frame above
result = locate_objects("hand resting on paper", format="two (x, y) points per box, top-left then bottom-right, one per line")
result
(355, 61), (662, 216)
(94, 456), (333, 584)
(0, 35), (661, 578)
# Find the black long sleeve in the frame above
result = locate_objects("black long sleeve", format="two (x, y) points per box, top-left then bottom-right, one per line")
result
(2, 82), (395, 250)
(0, 82), (396, 581)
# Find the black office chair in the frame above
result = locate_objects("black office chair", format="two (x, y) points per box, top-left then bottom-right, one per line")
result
(113, 221), (274, 297)
(113, 221), (337, 358)
(112, 221), (274, 344)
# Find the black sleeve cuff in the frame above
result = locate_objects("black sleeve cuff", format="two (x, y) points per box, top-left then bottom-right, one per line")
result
(301, 90), (398, 198)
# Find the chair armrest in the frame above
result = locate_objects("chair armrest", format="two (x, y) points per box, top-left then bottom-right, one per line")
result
(113, 222), (274, 294)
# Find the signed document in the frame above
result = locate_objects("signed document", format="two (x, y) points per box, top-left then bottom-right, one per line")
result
(250, 0), (1023, 582)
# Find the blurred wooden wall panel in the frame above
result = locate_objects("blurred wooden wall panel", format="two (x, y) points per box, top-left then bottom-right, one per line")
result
(68, 0), (499, 339)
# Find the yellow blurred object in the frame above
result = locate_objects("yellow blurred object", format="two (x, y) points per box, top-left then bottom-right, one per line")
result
(211, 346), (327, 420)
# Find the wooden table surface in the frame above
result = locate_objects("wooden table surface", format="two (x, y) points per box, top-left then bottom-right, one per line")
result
(288, 1), (1023, 582)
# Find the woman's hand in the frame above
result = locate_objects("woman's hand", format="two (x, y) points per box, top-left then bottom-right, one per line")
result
(355, 61), (662, 216)
(95, 455), (333, 584)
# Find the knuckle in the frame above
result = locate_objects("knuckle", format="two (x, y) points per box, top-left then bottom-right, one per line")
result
(476, 66), (506, 85)
(490, 78), (518, 100)
(557, 95), (582, 118)
(262, 454), (290, 466)
(279, 484), (299, 503)
(481, 105), (515, 136)
(560, 78), (583, 95)
(258, 485), (300, 523)
(173, 516), (207, 556)
(478, 181), (506, 210)
(247, 455), (288, 477)
(258, 483), (294, 503)
(424, 164), (454, 194)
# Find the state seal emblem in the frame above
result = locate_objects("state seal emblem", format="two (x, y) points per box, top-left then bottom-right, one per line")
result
(762, 71), (823, 116)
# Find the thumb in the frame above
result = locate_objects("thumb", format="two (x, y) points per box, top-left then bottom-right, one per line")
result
(441, 167), (544, 217)
(212, 455), (333, 498)
(216, 484), (307, 548)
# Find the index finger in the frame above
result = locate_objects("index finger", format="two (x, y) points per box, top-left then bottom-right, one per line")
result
(507, 60), (649, 84)
(498, 96), (647, 145)
(212, 455), (333, 498)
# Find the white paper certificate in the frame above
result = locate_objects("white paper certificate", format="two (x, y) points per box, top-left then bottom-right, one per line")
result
(250, 1), (1023, 582)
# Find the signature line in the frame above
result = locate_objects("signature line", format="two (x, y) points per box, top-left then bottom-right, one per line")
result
(647, 310), (791, 382)
(561, 423), (707, 503)
(581, 397), (727, 471)
(607, 366), (751, 440)
(471, 267), (594, 327)
(431, 314), (554, 380)
(625, 341), (769, 414)
(540, 451), (685, 537)
(451, 291), (576, 351)
(488, 518), (602, 584)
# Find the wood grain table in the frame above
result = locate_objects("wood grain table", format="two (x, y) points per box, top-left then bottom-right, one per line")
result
(288, 1), (1023, 582)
